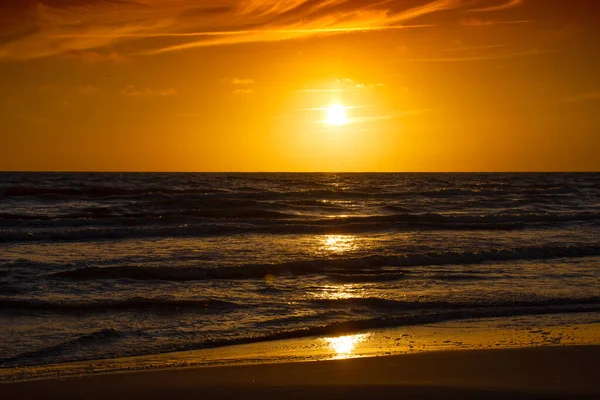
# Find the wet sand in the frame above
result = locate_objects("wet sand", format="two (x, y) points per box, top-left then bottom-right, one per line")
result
(2, 345), (599, 399)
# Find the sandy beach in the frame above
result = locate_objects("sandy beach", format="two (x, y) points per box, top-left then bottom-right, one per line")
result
(2, 345), (599, 399)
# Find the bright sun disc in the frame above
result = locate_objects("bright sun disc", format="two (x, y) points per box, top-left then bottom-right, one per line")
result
(325, 104), (347, 125)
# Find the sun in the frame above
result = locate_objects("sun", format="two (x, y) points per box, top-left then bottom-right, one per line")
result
(325, 104), (347, 125)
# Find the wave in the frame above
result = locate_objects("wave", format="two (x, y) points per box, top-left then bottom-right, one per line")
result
(6, 211), (600, 242)
(0, 222), (523, 243)
(347, 211), (600, 225)
(6, 295), (597, 317)
(326, 272), (408, 283)
(0, 186), (228, 199)
(0, 208), (295, 222)
(3, 298), (598, 368)
(2, 209), (597, 225)
(250, 301), (600, 343)
(0, 297), (243, 314)
(232, 187), (589, 200)
(143, 300), (599, 353)
(307, 296), (600, 311)
(326, 271), (493, 283)
(0, 225), (225, 242)
(0, 259), (67, 271)
(1, 328), (126, 366)
(2, 180), (592, 202)
(52, 244), (600, 281)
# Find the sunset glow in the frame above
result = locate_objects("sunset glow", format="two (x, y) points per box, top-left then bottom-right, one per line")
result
(0, 1), (598, 172)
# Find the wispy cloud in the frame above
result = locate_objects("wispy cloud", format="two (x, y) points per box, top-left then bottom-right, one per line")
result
(223, 77), (255, 94)
(460, 18), (529, 27)
(66, 50), (130, 65)
(409, 49), (546, 62)
(443, 44), (509, 51)
(121, 85), (177, 97)
(468, 0), (523, 13)
(233, 88), (254, 95)
(299, 78), (385, 93)
(0, 0), (505, 61)
(230, 78), (256, 85)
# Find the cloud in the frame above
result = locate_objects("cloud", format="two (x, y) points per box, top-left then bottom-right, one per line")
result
(460, 18), (529, 26)
(230, 78), (255, 85)
(0, 0), (484, 61)
(299, 78), (385, 93)
(342, 78), (385, 90)
(443, 44), (509, 51)
(233, 88), (254, 95)
(468, 0), (523, 13)
(121, 85), (177, 97)
(409, 49), (546, 62)
(66, 50), (129, 65)
(223, 77), (255, 94)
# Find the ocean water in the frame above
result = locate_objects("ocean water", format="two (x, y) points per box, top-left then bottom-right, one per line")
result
(1, 172), (599, 368)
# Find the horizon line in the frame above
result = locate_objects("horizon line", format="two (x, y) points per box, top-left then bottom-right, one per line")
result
(1, 170), (598, 174)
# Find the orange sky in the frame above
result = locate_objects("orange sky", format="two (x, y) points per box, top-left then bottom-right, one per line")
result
(1, 0), (599, 171)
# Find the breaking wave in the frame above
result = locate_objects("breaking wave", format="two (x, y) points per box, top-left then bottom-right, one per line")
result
(0, 297), (242, 314)
(3, 212), (600, 243)
(52, 244), (600, 281)
(1, 328), (126, 366)
(4, 300), (598, 368)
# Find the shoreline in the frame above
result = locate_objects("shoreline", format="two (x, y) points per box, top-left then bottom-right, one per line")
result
(2, 345), (599, 399)
(2, 313), (599, 383)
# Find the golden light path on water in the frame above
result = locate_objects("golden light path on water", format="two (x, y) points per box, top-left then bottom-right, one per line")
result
(315, 234), (366, 299)
(315, 234), (374, 359)
(321, 234), (357, 253)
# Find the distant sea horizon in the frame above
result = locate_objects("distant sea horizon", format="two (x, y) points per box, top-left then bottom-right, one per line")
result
(2, 171), (600, 173)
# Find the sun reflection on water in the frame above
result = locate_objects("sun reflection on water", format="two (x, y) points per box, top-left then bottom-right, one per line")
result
(317, 284), (364, 299)
(321, 235), (357, 253)
(323, 333), (370, 359)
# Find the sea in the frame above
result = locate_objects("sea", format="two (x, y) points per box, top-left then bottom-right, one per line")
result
(1, 172), (599, 368)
